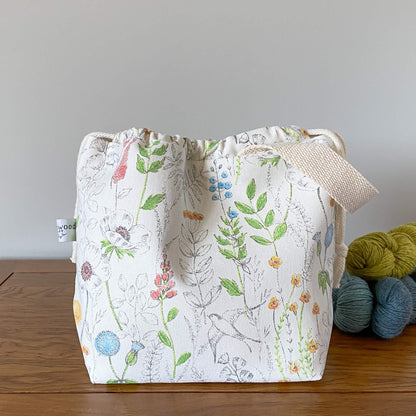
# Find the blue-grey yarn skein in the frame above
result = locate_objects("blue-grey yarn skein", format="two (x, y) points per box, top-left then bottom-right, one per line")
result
(371, 277), (413, 339)
(333, 271), (374, 333)
(401, 276), (416, 324)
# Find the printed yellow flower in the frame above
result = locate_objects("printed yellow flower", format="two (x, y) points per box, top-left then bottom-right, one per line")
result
(299, 292), (311, 303)
(312, 302), (320, 315)
(268, 297), (279, 309)
(289, 361), (300, 374)
(289, 302), (298, 312)
(291, 274), (301, 287)
(308, 340), (319, 353)
(73, 300), (82, 325)
(268, 256), (282, 269)
(183, 210), (204, 221)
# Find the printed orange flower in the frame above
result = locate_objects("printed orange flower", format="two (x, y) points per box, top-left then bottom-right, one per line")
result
(312, 302), (320, 315)
(183, 210), (204, 221)
(268, 256), (282, 269)
(289, 361), (300, 374)
(81, 345), (89, 355)
(300, 128), (309, 138)
(330, 197), (335, 207)
(299, 292), (311, 303)
(291, 274), (301, 287)
(268, 297), (279, 309)
(289, 302), (298, 312)
(73, 300), (82, 325)
(308, 340), (319, 354)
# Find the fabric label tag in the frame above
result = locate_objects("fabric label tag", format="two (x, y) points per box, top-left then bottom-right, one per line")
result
(56, 218), (77, 242)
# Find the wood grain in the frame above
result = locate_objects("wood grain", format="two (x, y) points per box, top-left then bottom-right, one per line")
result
(1, 393), (416, 416)
(0, 260), (415, 415)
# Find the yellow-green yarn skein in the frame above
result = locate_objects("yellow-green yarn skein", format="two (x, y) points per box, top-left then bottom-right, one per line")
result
(346, 223), (416, 280)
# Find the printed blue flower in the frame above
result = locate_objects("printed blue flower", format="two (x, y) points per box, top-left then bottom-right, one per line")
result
(218, 182), (225, 189)
(218, 164), (223, 169)
(325, 224), (334, 248)
(209, 177), (216, 184)
(228, 210), (238, 218)
(221, 172), (228, 178)
(212, 194), (219, 201)
(131, 340), (145, 352)
(224, 182), (232, 189)
(95, 331), (120, 357)
(209, 185), (217, 192)
(225, 191), (232, 198)
(312, 232), (321, 243)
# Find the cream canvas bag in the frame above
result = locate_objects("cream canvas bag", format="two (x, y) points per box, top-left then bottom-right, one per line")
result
(71, 125), (377, 383)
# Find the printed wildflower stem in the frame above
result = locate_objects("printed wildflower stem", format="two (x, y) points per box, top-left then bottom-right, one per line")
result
(135, 141), (167, 224)
(210, 162), (250, 311)
(135, 157), (150, 223)
(152, 254), (191, 379)
(235, 156), (241, 185)
(160, 298), (177, 378)
(235, 179), (289, 266)
(303, 329), (314, 377)
(272, 309), (287, 382)
(108, 356), (120, 381)
(295, 301), (308, 377)
(105, 280), (123, 331)
(283, 183), (293, 222)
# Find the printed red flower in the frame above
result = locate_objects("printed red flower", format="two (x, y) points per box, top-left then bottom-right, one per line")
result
(166, 290), (177, 298)
(150, 290), (161, 300)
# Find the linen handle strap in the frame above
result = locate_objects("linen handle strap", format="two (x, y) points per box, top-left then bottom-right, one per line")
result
(238, 130), (378, 287)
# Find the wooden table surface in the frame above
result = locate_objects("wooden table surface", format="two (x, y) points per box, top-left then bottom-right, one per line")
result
(0, 260), (415, 415)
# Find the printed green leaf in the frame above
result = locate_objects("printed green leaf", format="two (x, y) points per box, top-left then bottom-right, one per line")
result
(124, 379), (138, 383)
(101, 239), (111, 248)
(220, 278), (243, 296)
(215, 235), (232, 245)
(158, 330), (172, 348)
(105, 246), (114, 255)
(141, 194), (165, 210)
(238, 245), (247, 260)
(251, 235), (273, 245)
(234, 201), (254, 215)
(219, 247), (235, 259)
(107, 379), (119, 384)
(317, 241), (322, 257)
(152, 144), (168, 156)
(220, 216), (230, 226)
(152, 140), (160, 146)
(139, 146), (149, 158)
(136, 155), (146, 173)
(256, 192), (267, 211)
(176, 352), (191, 366)
(167, 307), (179, 322)
(318, 270), (330, 294)
(148, 159), (165, 173)
(236, 233), (246, 247)
(264, 210), (275, 227)
(218, 226), (231, 237)
(232, 218), (239, 227)
(246, 178), (256, 200)
(233, 226), (242, 236)
(245, 217), (263, 229)
(204, 140), (219, 154)
(260, 156), (281, 167)
(273, 222), (287, 241)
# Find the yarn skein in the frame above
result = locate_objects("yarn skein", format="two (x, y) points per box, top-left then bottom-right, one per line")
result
(402, 275), (416, 324)
(333, 271), (374, 333)
(371, 277), (413, 339)
(345, 222), (416, 280)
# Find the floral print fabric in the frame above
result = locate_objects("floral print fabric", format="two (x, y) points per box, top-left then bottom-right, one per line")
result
(73, 125), (337, 383)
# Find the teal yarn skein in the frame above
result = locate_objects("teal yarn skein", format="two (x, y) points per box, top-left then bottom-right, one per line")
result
(333, 271), (374, 333)
(401, 276), (416, 324)
(371, 277), (413, 339)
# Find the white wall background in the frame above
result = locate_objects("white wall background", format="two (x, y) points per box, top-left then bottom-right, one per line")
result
(1, 0), (415, 258)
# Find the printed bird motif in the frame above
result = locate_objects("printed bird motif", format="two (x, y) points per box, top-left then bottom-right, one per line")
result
(208, 308), (261, 362)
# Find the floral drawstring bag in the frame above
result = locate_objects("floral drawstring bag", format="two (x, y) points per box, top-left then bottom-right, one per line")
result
(71, 126), (377, 383)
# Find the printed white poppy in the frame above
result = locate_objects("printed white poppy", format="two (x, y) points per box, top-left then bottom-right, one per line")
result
(101, 210), (151, 254)
(78, 242), (110, 290)
(79, 139), (107, 180)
